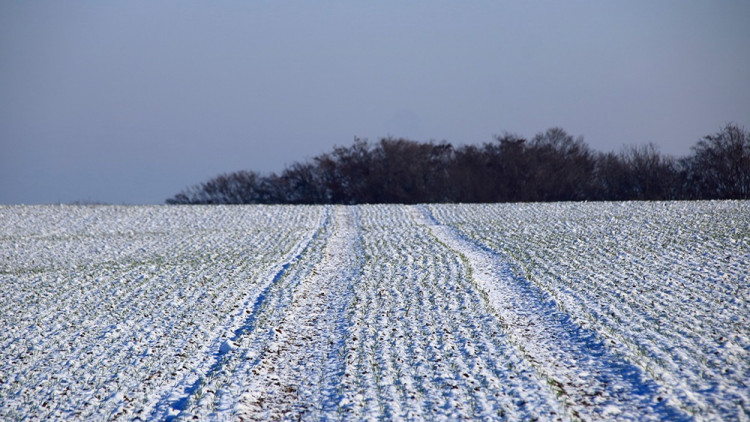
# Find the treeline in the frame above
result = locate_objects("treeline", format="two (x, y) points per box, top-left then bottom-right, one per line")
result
(167, 124), (749, 204)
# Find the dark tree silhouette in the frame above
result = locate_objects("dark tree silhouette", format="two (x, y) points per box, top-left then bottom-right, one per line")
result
(619, 143), (680, 200)
(525, 128), (594, 201)
(166, 125), (748, 204)
(683, 124), (749, 199)
(166, 170), (264, 204)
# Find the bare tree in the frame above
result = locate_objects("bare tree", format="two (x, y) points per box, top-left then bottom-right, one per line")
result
(684, 123), (750, 199)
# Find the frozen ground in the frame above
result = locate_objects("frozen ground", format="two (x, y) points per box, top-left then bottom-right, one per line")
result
(1, 202), (747, 421)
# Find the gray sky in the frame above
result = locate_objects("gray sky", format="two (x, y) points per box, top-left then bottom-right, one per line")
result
(2, 1), (749, 204)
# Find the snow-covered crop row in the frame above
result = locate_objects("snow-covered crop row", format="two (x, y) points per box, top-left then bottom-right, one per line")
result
(0, 205), (327, 420)
(1, 202), (747, 421)
(427, 201), (749, 420)
(333, 205), (565, 420)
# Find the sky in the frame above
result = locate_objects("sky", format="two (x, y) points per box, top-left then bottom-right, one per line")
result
(2, 1), (749, 204)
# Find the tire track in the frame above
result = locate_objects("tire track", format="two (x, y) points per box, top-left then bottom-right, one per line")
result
(149, 207), (331, 421)
(234, 206), (362, 421)
(414, 205), (691, 421)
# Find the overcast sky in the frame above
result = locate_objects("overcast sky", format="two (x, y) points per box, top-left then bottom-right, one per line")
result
(2, 1), (749, 204)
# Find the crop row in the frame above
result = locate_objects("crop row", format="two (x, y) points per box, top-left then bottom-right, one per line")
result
(0, 205), (326, 420)
(427, 201), (749, 420)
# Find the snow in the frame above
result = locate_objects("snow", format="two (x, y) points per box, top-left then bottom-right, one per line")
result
(0, 202), (747, 420)
(427, 200), (750, 420)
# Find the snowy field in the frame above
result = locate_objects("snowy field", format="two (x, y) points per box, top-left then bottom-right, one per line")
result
(1, 202), (747, 421)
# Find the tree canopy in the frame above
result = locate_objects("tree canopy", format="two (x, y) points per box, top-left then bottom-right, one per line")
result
(167, 124), (749, 204)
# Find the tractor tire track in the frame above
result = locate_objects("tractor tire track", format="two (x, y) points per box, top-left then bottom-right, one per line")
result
(413, 205), (691, 421)
(234, 206), (362, 421)
(150, 207), (332, 421)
